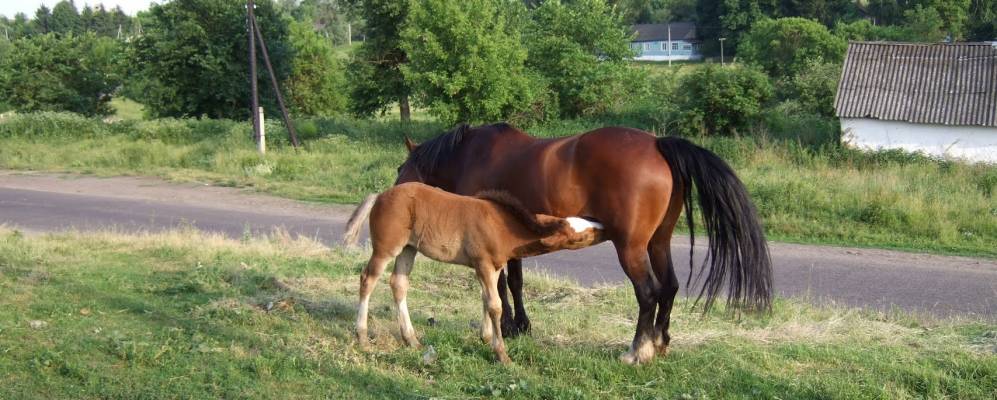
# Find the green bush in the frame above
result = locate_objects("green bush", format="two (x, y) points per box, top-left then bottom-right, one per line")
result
(737, 17), (846, 79)
(776, 61), (841, 118)
(285, 19), (349, 116)
(0, 33), (123, 116)
(674, 64), (773, 136)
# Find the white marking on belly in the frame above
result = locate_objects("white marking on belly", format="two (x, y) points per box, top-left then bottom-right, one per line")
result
(566, 217), (604, 233)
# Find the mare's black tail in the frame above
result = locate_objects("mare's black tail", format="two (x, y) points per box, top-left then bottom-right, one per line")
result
(656, 137), (772, 313)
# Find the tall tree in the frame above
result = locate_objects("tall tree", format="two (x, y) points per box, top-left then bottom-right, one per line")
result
(400, 0), (539, 124)
(50, 0), (81, 35)
(967, 0), (997, 40)
(347, 0), (412, 121)
(526, 0), (640, 117)
(285, 19), (349, 116)
(33, 5), (52, 34)
(132, 0), (292, 118)
(696, 0), (778, 54)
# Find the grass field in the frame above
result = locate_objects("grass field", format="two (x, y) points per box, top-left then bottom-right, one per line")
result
(1, 111), (994, 258)
(0, 227), (993, 399)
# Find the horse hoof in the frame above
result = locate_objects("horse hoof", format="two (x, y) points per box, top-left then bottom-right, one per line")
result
(501, 319), (519, 338)
(656, 344), (670, 356)
(496, 353), (512, 365)
(515, 316), (531, 334)
(619, 342), (655, 365)
(403, 336), (421, 348)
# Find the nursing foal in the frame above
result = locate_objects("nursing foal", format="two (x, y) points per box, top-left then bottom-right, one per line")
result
(356, 182), (602, 363)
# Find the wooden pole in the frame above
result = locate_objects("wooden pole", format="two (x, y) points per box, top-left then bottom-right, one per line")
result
(247, 0), (261, 145)
(252, 16), (300, 148)
(342, 194), (377, 247)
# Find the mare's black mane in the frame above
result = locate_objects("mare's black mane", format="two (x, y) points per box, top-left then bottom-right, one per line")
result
(409, 122), (512, 175)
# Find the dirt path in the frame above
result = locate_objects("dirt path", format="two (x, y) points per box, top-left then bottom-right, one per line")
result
(1, 170), (994, 319)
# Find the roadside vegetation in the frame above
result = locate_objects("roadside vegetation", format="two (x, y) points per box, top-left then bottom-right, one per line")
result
(0, 228), (993, 398)
(2, 111), (995, 258)
(1, 0), (995, 258)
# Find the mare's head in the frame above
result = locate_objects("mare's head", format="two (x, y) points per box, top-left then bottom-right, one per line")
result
(395, 124), (473, 189)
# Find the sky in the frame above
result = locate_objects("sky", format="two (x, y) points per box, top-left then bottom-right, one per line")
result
(0, 0), (158, 18)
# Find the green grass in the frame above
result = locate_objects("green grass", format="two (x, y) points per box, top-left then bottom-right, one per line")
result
(0, 228), (993, 399)
(109, 97), (146, 121)
(0, 111), (994, 257)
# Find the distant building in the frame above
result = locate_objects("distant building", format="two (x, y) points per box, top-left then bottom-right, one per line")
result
(630, 22), (702, 61)
(834, 42), (997, 163)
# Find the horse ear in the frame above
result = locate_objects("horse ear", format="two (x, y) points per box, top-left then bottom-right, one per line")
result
(404, 136), (417, 152)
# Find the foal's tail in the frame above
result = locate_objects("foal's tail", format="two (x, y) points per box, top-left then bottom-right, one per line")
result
(655, 137), (772, 313)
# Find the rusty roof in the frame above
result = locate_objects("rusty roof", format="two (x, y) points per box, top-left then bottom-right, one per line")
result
(834, 42), (997, 127)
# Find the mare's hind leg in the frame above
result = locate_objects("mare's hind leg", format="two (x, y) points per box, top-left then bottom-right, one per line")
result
(648, 238), (679, 356)
(390, 246), (420, 347)
(498, 259), (530, 338)
(649, 199), (684, 356)
(615, 238), (660, 365)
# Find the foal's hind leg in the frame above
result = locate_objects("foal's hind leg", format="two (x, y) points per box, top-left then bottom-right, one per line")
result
(390, 246), (420, 347)
(478, 264), (512, 364)
(357, 250), (394, 347)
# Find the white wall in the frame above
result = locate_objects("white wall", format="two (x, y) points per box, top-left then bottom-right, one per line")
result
(841, 118), (997, 164)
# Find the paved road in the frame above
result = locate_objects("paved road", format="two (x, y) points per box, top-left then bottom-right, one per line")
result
(1, 172), (995, 319)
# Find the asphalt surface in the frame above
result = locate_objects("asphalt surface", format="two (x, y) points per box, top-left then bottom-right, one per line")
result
(1, 172), (994, 320)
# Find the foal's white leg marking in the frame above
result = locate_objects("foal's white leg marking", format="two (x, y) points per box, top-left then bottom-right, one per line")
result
(480, 285), (494, 343)
(357, 254), (391, 345)
(391, 246), (419, 347)
(565, 217), (604, 233)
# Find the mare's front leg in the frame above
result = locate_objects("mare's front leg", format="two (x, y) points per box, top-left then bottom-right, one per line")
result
(390, 246), (420, 347)
(500, 259), (531, 337)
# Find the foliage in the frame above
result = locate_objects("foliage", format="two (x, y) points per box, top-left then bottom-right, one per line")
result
(49, 0), (80, 35)
(832, 19), (917, 41)
(737, 17), (846, 79)
(695, 0), (778, 54)
(674, 64), (773, 136)
(903, 4), (949, 41)
(775, 0), (856, 25)
(131, 0), (292, 119)
(285, 20), (348, 116)
(776, 61), (840, 117)
(0, 33), (123, 116)
(613, 0), (698, 23)
(400, 0), (540, 124)
(346, 0), (412, 120)
(967, 0), (997, 40)
(525, 0), (643, 118)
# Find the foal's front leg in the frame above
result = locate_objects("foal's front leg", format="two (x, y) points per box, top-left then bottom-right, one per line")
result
(478, 264), (512, 364)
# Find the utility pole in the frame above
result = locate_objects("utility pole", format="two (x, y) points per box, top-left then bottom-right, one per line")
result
(247, 0), (261, 150)
(347, 22), (351, 46)
(667, 23), (672, 67)
(253, 17), (300, 148)
(719, 37), (726, 66)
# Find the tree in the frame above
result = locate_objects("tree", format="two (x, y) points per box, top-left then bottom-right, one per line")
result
(967, 0), (997, 40)
(400, 0), (540, 124)
(0, 33), (123, 116)
(50, 0), (81, 35)
(675, 64), (773, 135)
(696, 0), (778, 54)
(525, 0), (641, 117)
(33, 5), (52, 34)
(131, 0), (292, 119)
(777, 60), (840, 117)
(285, 19), (348, 116)
(776, 0), (854, 26)
(737, 17), (846, 78)
(903, 4), (948, 41)
(346, 0), (412, 121)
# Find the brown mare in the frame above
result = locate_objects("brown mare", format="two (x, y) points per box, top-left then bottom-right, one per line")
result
(395, 123), (772, 364)
(356, 182), (604, 363)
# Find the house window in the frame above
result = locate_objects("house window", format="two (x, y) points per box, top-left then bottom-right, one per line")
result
(661, 42), (668, 51)
(643, 42), (654, 51)
(682, 44), (692, 50)
(672, 42), (679, 50)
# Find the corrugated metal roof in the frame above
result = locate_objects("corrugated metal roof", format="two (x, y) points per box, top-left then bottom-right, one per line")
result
(834, 42), (997, 127)
(632, 23), (697, 42)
